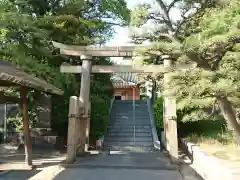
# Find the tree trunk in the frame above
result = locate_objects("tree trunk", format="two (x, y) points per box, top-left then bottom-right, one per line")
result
(216, 95), (240, 138)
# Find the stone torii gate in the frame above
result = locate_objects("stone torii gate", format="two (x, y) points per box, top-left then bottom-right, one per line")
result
(53, 41), (195, 164)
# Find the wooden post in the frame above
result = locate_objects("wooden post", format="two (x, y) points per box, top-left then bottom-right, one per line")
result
(163, 58), (178, 164)
(66, 96), (80, 163)
(78, 55), (92, 153)
(20, 87), (32, 166)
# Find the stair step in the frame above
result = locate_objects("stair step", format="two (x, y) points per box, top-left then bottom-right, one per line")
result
(109, 124), (151, 127)
(110, 119), (150, 121)
(108, 126), (151, 129)
(108, 122), (151, 124)
(106, 135), (152, 138)
(105, 137), (153, 142)
(111, 107), (147, 108)
(110, 112), (149, 114)
(108, 125), (150, 128)
(110, 118), (150, 120)
(111, 117), (149, 118)
(104, 141), (153, 147)
(108, 129), (152, 136)
(109, 125), (151, 128)
(112, 105), (147, 106)
(109, 119), (149, 121)
(111, 113), (149, 115)
(108, 129), (151, 133)
(103, 145), (155, 152)
(112, 105), (147, 107)
(110, 118), (149, 121)
(109, 121), (150, 123)
(110, 122), (150, 124)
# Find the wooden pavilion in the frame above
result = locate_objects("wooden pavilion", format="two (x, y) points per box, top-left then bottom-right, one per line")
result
(0, 60), (63, 166)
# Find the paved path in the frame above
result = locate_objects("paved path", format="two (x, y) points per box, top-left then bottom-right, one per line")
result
(53, 167), (181, 180)
(0, 154), (65, 180)
(0, 150), (204, 180)
(30, 151), (183, 180)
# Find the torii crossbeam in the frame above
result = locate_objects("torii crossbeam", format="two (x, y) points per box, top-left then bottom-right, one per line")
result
(53, 41), (137, 57)
(53, 41), (195, 164)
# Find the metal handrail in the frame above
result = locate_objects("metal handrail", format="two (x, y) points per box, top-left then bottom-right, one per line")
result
(102, 97), (115, 148)
(133, 88), (136, 144)
(146, 98), (161, 150)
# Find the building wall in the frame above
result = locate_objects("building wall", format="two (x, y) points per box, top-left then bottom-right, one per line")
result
(114, 87), (140, 100)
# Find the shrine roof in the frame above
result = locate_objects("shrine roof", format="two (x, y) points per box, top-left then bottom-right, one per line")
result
(0, 60), (63, 95)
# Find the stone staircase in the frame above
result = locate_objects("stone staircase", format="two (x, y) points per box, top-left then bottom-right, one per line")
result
(103, 100), (154, 152)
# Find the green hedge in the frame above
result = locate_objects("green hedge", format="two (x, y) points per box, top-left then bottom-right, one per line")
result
(153, 96), (164, 134)
(90, 94), (111, 142)
(178, 119), (226, 137)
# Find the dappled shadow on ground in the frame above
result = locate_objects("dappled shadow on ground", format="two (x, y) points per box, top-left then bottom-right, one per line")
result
(0, 144), (66, 173)
(177, 149), (204, 180)
(0, 155), (65, 170)
(51, 149), (203, 180)
(0, 154), (65, 180)
(0, 144), (67, 179)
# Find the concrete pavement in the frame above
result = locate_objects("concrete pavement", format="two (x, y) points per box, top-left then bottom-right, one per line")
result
(53, 167), (182, 180)
(28, 150), (182, 180)
(0, 150), (203, 180)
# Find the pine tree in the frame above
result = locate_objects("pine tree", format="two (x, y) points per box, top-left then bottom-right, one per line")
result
(131, 0), (240, 138)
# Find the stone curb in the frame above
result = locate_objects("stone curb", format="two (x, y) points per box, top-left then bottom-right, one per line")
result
(179, 138), (240, 180)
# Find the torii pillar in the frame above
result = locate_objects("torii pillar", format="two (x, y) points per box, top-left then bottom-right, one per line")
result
(78, 55), (92, 153)
(163, 57), (178, 164)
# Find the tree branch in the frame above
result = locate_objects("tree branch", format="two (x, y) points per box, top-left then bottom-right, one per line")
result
(155, 0), (175, 32)
(203, 37), (240, 70)
(167, 0), (181, 13)
(156, 33), (175, 42)
(149, 15), (165, 22)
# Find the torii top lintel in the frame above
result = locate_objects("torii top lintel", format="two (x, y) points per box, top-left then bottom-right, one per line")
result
(52, 41), (143, 57)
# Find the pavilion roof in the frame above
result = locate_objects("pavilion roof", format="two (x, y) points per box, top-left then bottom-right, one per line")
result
(111, 72), (141, 88)
(0, 60), (63, 95)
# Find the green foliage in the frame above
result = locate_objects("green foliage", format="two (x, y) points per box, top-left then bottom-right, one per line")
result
(7, 114), (24, 132)
(153, 96), (164, 133)
(7, 110), (37, 132)
(0, 0), (130, 140)
(170, 0), (240, 125)
(90, 95), (111, 141)
(185, 129), (237, 145)
(131, 0), (240, 134)
(140, 95), (148, 100)
(179, 119), (226, 137)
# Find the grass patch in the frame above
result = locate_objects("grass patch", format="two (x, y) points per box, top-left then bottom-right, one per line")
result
(185, 130), (236, 145)
(185, 131), (240, 161)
